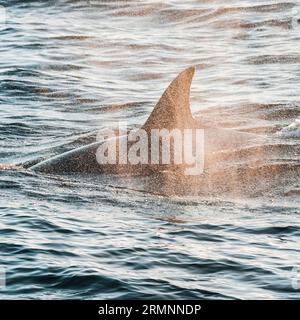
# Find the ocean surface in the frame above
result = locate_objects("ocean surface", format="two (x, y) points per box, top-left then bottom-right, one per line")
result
(0, 0), (300, 299)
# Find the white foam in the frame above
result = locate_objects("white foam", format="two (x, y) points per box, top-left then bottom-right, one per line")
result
(278, 119), (300, 139)
(0, 164), (19, 170)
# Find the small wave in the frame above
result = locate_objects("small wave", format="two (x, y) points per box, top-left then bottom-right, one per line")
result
(278, 119), (300, 139)
(196, 103), (299, 135)
(284, 187), (300, 196)
(38, 64), (83, 72)
(0, 68), (43, 78)
(112, 2), (168, 17)
(50, 35), (94, 41)
(246, 55), (300, 65)
(0, 79), (50, 95)
(126, 72), (164, 81)
(85, 101), (146, 113)
(0, 122), (36, 136)
(181, 3), (296, 25)
(214, 18), (293, 30)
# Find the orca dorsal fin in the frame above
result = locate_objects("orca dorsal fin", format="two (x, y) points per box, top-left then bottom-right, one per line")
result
(142, 67), (196, 132)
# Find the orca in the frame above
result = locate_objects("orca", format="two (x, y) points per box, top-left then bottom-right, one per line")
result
(30, 67), (261, 176)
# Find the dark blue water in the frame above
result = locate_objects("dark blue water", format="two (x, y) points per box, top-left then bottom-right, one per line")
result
(0, 0), (300, 299)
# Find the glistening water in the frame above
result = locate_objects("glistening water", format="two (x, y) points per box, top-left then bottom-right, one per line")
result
(0, 0), (300, 299)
